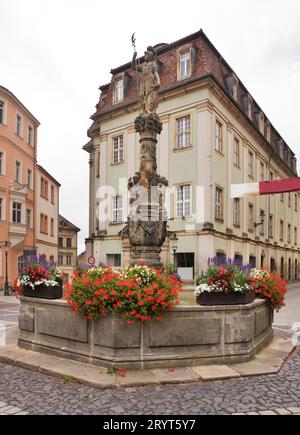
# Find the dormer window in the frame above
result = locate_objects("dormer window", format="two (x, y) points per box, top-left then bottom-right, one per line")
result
(266, 120), (271, 142)
(180, 51), (191, 79)
(232, 74), (239, 101)
(114, 78), (124, 103)
(248, 95), (253, 119)
(256, 112), (264, 134)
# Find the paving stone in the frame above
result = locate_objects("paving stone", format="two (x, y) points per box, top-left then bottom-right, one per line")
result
(259, 411), (278, 415)
(274, 408), (292, 415)
(193, 365), (240, 381)
(287, 407), (300, 414)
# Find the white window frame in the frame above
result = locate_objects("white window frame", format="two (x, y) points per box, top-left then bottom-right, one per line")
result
(12, 201), (22, 224)
(0, 150), (6, 176)
(113, 136), (124, 164)
(26, 208), (32, 228)
(176, 115), (191, 149)
(16, 113), (23, 137)
(176, 185), (192, 219)
(233, 198), (240, 226)
(27, 125), (34, 146)
(179, 51), (191, 79)
(248, 151), (254, 178)
(215, 187), (223, 221)
(114, 78), (124, 103)
(15, 160), (22, 184)
(27, 168), (33, 190)
(58, 255), (64, 266)
(248, 203), (254, 231)
(215, 120), (223, 153)
(0, 197), (5, 221)
(0, 100), (7, 125)
(233, 138), (240, 167)
(112, 195), (123, 224)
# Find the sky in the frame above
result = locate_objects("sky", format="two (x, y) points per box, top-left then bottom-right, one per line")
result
(1, 0), (300, 253)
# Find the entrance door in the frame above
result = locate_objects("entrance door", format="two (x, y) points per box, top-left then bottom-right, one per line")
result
(176, 253), (195, 281)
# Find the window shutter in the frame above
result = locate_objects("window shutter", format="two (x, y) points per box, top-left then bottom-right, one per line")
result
(191, 47), (196, 66)
(124, 73), (131, 95)
(225, 75), (233, 96)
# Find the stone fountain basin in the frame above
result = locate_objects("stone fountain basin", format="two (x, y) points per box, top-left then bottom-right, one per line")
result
(18, 297), (273, 370)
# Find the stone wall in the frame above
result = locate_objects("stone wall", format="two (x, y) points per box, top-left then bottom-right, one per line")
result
(18, 297), (273, 370)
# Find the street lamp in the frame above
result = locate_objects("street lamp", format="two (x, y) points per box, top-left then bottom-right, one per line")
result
(254, 210), (266, 228)
(3, 241), (11, 296)
(170, 233), (179, 272)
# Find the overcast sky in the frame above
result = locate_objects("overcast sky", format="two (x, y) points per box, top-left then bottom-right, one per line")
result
(1, 0), (300, 253)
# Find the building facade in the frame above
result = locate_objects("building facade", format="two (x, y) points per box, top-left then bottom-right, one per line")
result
(58, 215), (80, 282)
(0, 86), (39, 288)
(84, 30), (300, 281)
(35, 165), (60, 262)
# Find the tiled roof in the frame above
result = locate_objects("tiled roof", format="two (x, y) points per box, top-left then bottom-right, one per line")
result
(59, 214), (80, 232)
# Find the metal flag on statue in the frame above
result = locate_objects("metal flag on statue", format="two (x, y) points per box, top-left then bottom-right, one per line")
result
(231, 177), (300, 198)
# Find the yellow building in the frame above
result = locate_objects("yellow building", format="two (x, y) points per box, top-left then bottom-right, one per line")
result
(35, 165), (60, 262)
(58, 215), (80, 282)
(84, 30), (300, 281)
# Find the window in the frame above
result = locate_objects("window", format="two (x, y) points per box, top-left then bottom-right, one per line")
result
(0, 100), (6, 124)
(15, 161), (21, 183)
(268, 215), (273, 239)
(114, 78), (124, 102)
(259, 209), (265, 235)
(233, 138), (240, 167)
(0, 151), (4, 175)
(269, 171), (274, 181)
(215, 187), (224, 221)
(176, 185), (191, 219)
(113, 136), (124, 164)
(27, 126), (34, 146)
(0, 198), (3, 220)
(288, 193), (292, 207)
(112, 195), (123, 224)
(288, 224), (291, 244)
(260, 162), (264, 181)
(233, 198), (240, 226)
(26, 209), (31, 228)
(107, 254), (121, 268)
(41, 177), (49, 199)
(58, 237), (63, 248)
(248, 151), (254, 178)
(248, 204), (254, 231)
(66, 255), (72, 266)
(176, 115), (191, 149)
(215, 121), (223, 153)
(27, 169), (33, 190)
(58, 255), (64, 266)
(16, 114), (23, 137)
(280, 220), (284, 241)
(51, 185), (55, 204)
(12, 202), (22, 224)
(179, 51), (191, 79)
(281, 192), (284, 203)
(51, 218), (54, 237)
(295, 227), (298, 246)
(40, 213), (48, 234)
(295, 195), (298, 212)
(67, 238), (72, 248)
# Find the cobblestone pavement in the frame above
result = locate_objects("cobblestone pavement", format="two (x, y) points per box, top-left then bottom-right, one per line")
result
(0, 348), (299, 415)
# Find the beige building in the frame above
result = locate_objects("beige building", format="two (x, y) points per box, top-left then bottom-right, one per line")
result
(35, 165), (60, 262)
(84, 30), (300, 281)
(58, 215), (80, 281)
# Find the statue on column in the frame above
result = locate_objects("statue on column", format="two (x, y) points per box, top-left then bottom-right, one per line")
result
(127, 37), (168, 268)
(132, 46), (160, 117)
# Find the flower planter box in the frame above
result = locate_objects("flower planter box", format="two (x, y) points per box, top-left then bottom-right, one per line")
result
(196, 290), (256, 306)
(23, 282), (63, 300)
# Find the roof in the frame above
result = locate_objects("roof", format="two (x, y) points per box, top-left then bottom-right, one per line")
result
(0, 85), (40, 126)
(59, 214), (80, 233)
(87, 29), (297, 176)
(37, 164), (61, 187)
